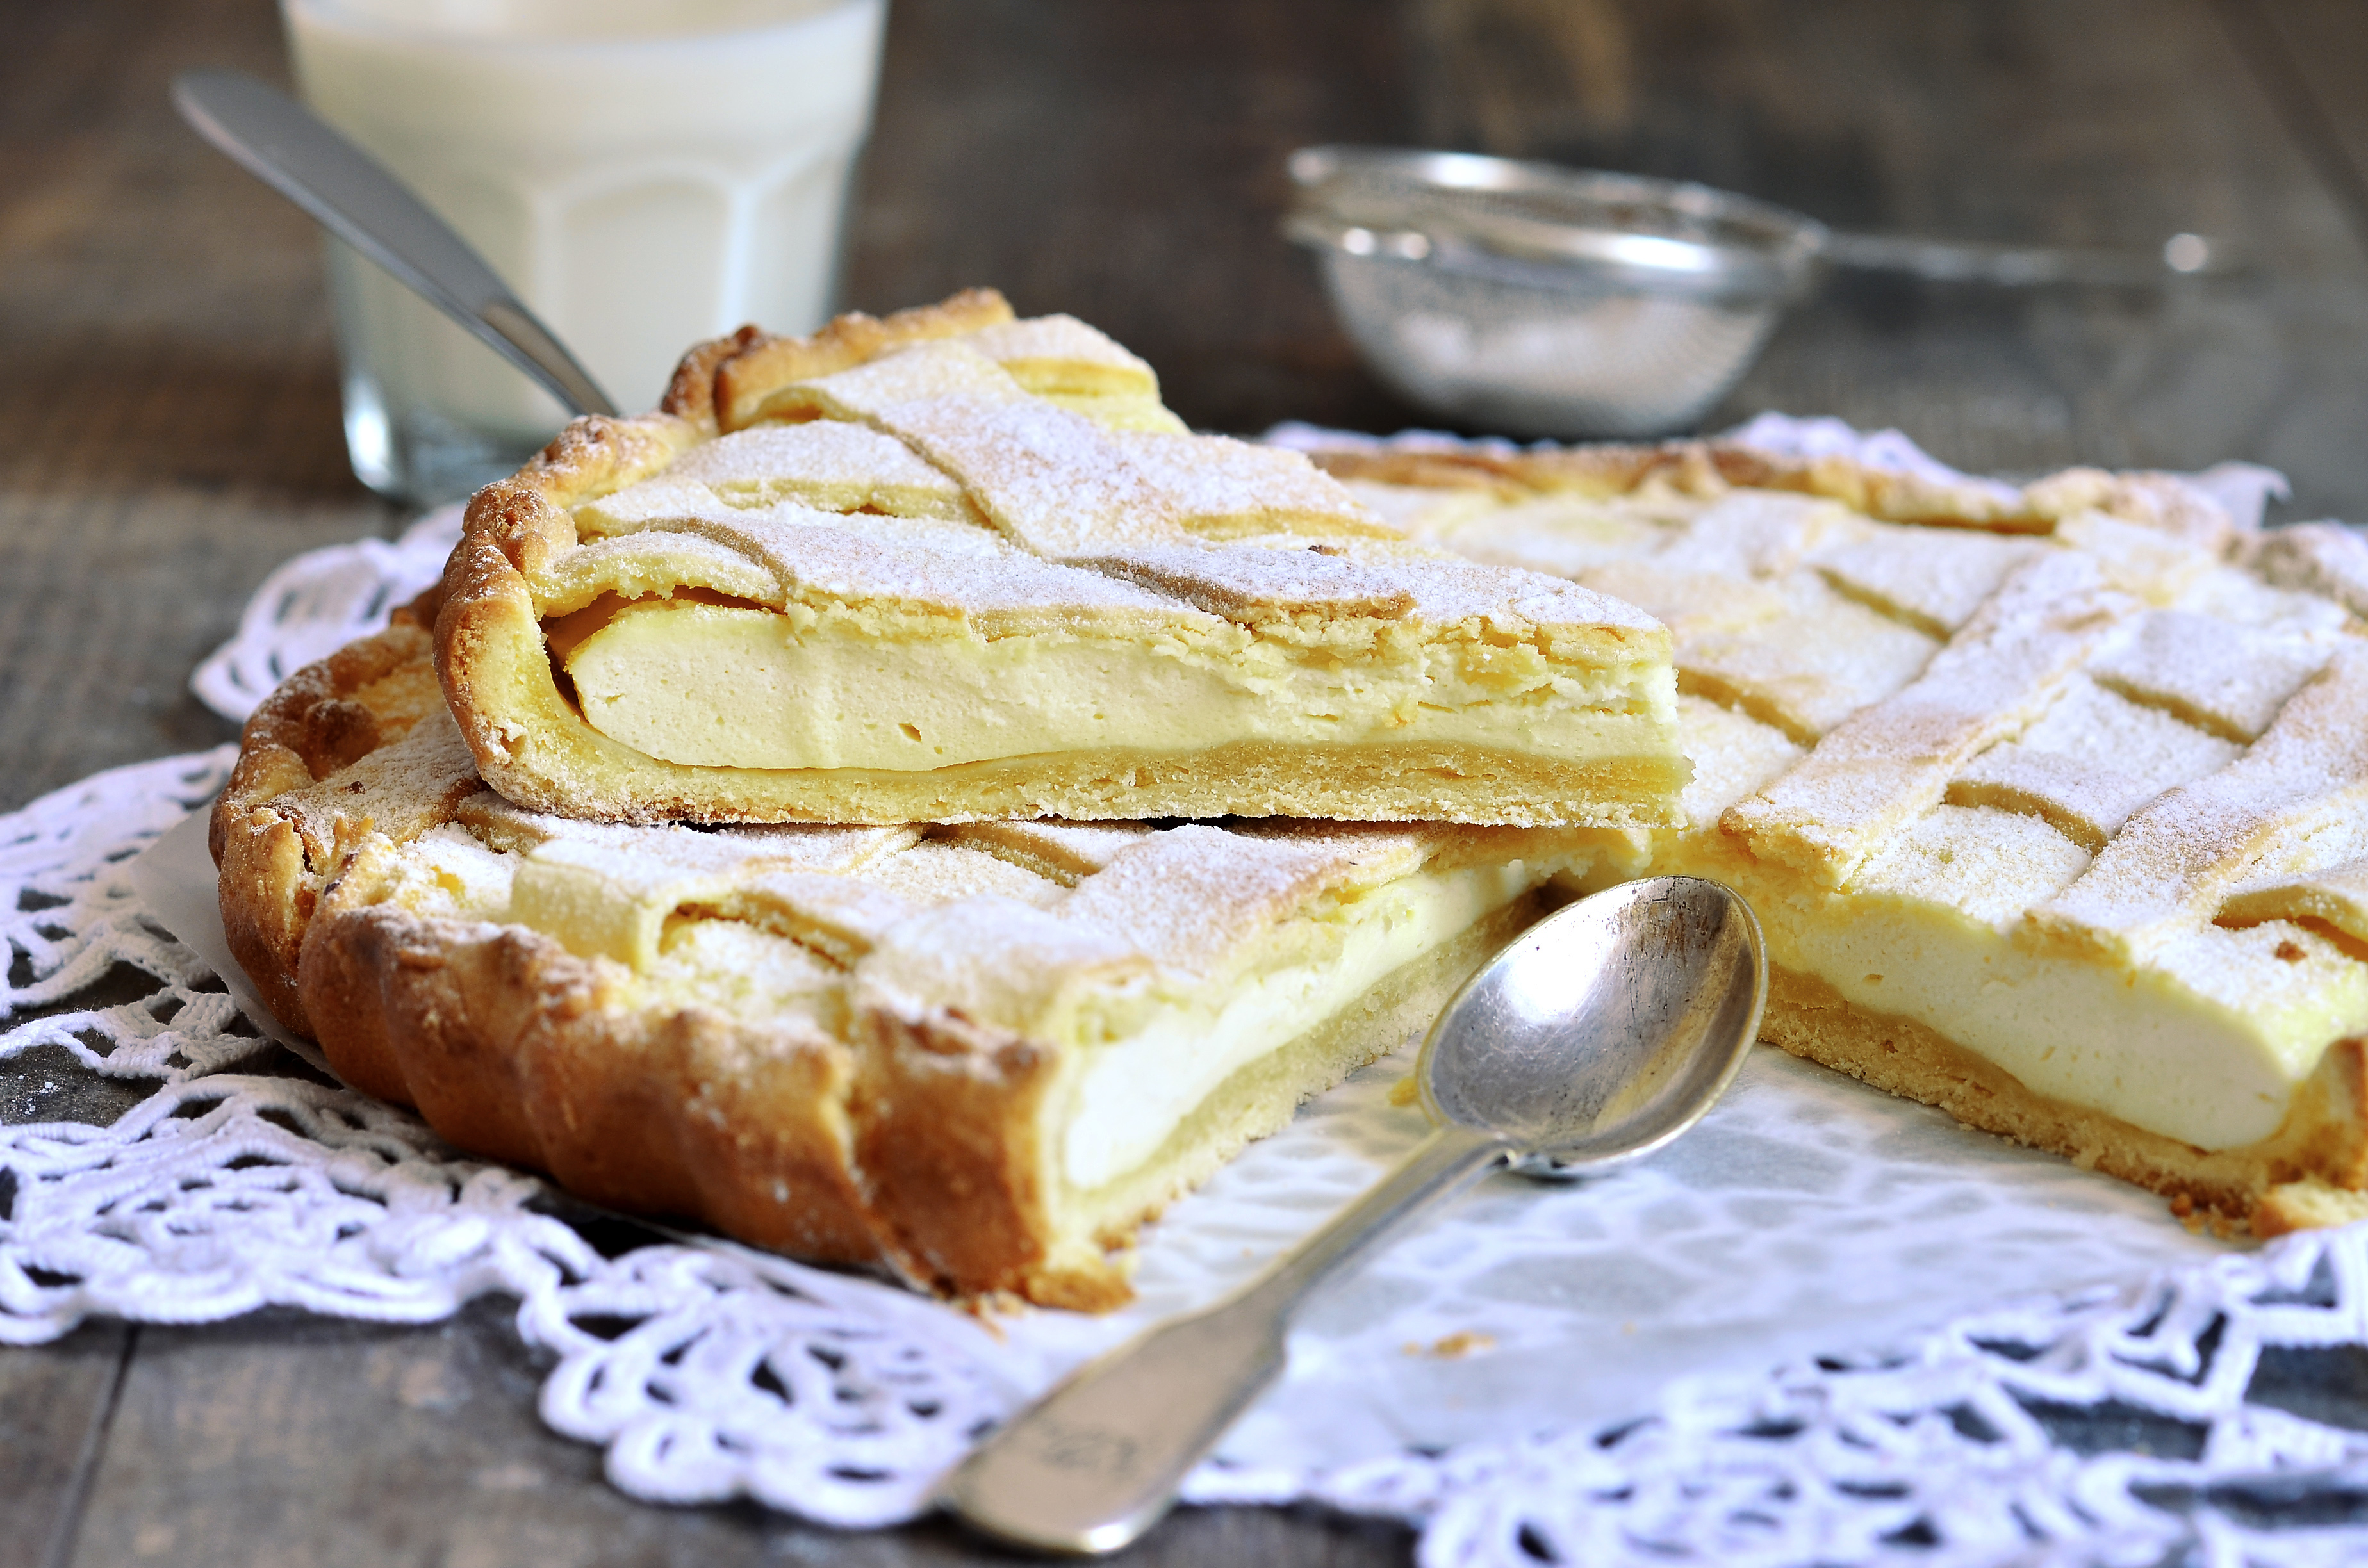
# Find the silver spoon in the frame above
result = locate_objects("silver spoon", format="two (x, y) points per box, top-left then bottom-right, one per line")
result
(171, 69), (616, 419)
(939, 874), (1767, 1556)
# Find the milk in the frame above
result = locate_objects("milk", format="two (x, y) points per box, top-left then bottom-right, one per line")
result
(283, 0), (887, 502)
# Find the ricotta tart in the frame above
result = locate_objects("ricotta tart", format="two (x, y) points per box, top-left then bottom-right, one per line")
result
(213, 608), (1601, 1309)
(1319, 436), (2368, 1233)
(437, 291), (1683, 828)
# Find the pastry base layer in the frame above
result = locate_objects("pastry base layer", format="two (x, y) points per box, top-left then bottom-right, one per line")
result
(495, 726), (1679, 830)
(1762, 964), (2368, 1231)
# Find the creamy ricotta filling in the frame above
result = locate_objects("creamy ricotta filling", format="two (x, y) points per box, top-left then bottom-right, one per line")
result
(561, 599), (1667, 772)
(1690, 810), (2368, 1152)
(1597, 701), (2368, 1157)
(1766, 894), (2365, 1149)
(1059, 861), (1536, 1191)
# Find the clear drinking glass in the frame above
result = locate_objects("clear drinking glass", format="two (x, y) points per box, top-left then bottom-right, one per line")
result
(282, 0), (889, 504)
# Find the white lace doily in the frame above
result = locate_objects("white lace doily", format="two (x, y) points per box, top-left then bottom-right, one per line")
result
(7, 420), (2368, 1565)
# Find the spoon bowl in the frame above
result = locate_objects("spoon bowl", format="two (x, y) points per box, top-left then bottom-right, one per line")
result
(1426, 876), (1764, 1167)
(941, 877), (1768, 1555)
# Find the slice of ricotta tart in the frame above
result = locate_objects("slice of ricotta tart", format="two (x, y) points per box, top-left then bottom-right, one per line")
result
(438, 291), (1682, 829)
(1324, 434), (2368, 1234)
(214, 616), (1603, 1309)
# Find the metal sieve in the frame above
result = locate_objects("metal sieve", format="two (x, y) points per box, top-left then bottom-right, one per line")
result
(1285, 145), (2233, 439)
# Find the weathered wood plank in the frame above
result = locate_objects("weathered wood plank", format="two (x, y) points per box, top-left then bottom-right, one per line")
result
(2235, 0), (2368, 247)
(846, 0), (1424, 437)
(0, 0), (354, 500)
(1407, 0), (2368, 517)
(0, 0), (390, 813)
(69, 1303), (782, 1568)
(9, 1), (2368, 1564)
(0, 489), (390, 813)
(0, 1322), (129, 1568)
(62, 1303), (1410, 1568)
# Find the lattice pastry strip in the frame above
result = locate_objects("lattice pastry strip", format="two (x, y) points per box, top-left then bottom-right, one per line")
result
(1947, 676), (2243, 851)
(2088, 609), (2340, 743)
(1808, 525), (2047, 637)
(2031, 647), (2368, 960)
(2248, 521), (2368, 619)
(2220, 856), (2368, 951)
(583, 423), (979, 527)
(1725, 551), (2137, 885)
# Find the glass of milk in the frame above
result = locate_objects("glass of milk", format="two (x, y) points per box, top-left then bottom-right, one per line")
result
(282, 0), (889, 504)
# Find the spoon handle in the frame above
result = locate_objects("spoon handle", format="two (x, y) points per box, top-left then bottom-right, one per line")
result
(1823, 229), (2243, 285)
(170, 69), (618, 418)
(939, 1122), (1508, 1555)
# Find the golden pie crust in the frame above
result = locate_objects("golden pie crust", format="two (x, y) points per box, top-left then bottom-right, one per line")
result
(215, 602), (1583, 1308)
(213, 300), (2368, 1300)
(434, 292), (1684, 829)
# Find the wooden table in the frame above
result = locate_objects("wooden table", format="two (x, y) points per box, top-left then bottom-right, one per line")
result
(4, 1), (2367, 1562)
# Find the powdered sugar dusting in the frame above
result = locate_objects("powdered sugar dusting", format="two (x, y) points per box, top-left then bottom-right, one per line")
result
(2089, 609), (2338, 742)
(2035, 646), (2368, 952)
(1724, 553), (2137, 883)
(1948, 677), (2241, 851)
(1810, 527), (2045, 637)
(778, 338), (1026, 421)
(1114, 429), (1391, 538)
(658, 506), (1193, 624)
(278, 707), (481, 862)
(556, 323), (1668, 651)
(862, 840), (1066, 910)
(1060, 824), (1397, 979)
(2221, 854), (2368, 942)
(965, 314), (1156, 389)
(937, 821), (1153, 883)
(442, 788), (1510, 1013)
(525, 821), (898, 902)
(459, 791), (911, 870)
(1079, 542), (1418, 621)
(878, 394), (1190, 560)
(634, 423), (971, 520)
(2248, 522), (2368, 619)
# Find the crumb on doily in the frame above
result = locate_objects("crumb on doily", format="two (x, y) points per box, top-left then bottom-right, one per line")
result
(1404, 1331), (1497, 1359)
(2167, 1191), (2242, 1239)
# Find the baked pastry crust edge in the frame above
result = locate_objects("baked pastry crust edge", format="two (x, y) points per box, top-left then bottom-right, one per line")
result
(1763, 963), (2368, 1233)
